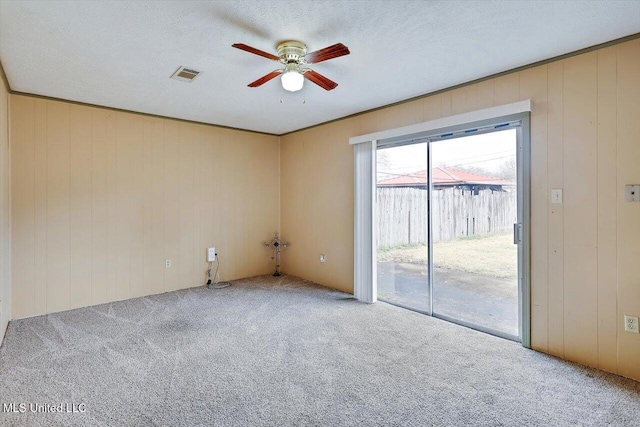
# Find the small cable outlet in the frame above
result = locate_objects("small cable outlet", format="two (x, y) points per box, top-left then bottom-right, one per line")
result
(624, 315), (639, 333)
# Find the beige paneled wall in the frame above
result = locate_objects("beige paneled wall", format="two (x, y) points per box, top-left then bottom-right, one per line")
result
(0, 76), (10, 341)
(10, 95), (280, 319)
(280, 39), (640, 380)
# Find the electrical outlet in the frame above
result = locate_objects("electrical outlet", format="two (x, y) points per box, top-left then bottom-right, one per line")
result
(207, 247), (216, 262)
(165, 259), (171, 268)
(320, 254), (326, 263)
(624, 315), (639, 333)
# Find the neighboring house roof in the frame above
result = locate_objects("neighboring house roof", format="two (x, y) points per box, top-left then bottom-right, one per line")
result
(377, 168), (515, 187)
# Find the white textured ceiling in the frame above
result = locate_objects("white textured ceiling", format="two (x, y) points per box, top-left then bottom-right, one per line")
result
(1, 1), (639, 135)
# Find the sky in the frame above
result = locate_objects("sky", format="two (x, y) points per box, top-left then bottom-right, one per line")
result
(377, 128), (516, 179)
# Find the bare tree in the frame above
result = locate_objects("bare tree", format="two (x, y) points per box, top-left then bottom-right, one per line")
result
(494, 157), (516, 181)
(445, 157), (516, 181)
(376, 149), (393, 181)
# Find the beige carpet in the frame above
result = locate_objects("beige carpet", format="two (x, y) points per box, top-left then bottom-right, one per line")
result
(1, 275), (639, 426)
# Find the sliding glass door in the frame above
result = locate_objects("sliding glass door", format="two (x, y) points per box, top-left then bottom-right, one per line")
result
(375, 122), (524, 342)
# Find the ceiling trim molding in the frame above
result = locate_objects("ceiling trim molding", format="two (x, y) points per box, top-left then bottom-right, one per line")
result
(2, 32), (638, 138)
(280, 32), (640, 137)
(7, 89), (279, 137)
(0, 61), (10, 93)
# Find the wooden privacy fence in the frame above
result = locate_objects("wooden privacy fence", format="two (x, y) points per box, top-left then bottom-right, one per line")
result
(377, 187), (517, 248)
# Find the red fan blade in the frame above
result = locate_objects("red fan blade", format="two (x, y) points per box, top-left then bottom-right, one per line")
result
(232, 43), (280, 61)
(248, 70), (283, 87)
(303, 70), (338, 91)
(305, 43), (350, 64)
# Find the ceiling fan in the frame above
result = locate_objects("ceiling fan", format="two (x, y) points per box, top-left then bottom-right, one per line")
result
(232, 41), (350, 92)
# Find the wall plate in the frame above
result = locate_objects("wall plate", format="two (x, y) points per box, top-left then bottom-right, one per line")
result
(624, 315), (639, 333)
(625, 185), (640, 202)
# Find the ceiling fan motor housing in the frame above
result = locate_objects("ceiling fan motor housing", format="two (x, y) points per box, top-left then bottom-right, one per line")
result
(277, 41), (308, 64)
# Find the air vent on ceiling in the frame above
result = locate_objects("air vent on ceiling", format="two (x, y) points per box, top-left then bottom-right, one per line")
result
(170, 66), (202, 82)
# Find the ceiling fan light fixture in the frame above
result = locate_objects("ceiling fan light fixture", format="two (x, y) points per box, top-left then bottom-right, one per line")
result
(281, 70), (304, 92)
(233, 40), (348, 92)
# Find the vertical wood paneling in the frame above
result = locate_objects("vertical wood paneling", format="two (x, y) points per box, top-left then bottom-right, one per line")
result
(198, 126), (215, 284)
(143, 117), (165, 296)
(69, 105), (92, 309)
(11, 96), (34, 318)
(210, 128), (232, 279)
(115, 113), (132, 300)
(241, 133), (259, 275)
(616, 39), (640, 380)
(440, 92), (452, 117)
(424, 94), (442, 121)
(596, 46), (619, 374)
(325, 122), (354, 288)
(149, 119), (166, 294)
(562, 52), (598, 367)
(386, 105), (403, 130)
(91, 109), (108, 306)
(494, 73), (520, 106)
(476, 80), (495, 109)
(228, 132), (249, 279)
(547, 61), (565, 357)
(280, 133), (306, 280)
(46, 101), (70, 313)
(163, 120), (181, 292)
(302, 128), (323, 284)
(363, 108), (399, 134)
(10, 95), (279, 319)
(399, 99), (424, 127)
(129, 115), (145, 298)
(520, 65), (549, 352)
(142, 118), (153, 295)
(0, 80), (9, 339)
(289, 121), (355, 291)
(465, 85), (478, 112)
(33, 100), (47, 314)
(105, 112), (118, 302)
(192, 129), (202, 287)
(179, 123), (195, 289)
(450, 87), (467, 115)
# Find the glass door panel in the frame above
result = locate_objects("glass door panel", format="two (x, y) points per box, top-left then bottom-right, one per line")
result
(376, 143), (429, 312)
(430, 129), (519, 337)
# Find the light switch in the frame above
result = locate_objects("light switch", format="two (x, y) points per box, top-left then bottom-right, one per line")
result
(551, 189), (563, 204)
(625, 185), (640, 202)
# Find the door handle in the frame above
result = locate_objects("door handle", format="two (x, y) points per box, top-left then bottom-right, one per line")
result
(513, 223), (522, 244)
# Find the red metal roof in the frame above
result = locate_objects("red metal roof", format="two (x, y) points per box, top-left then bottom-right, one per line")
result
(378, 167), (514, 187)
